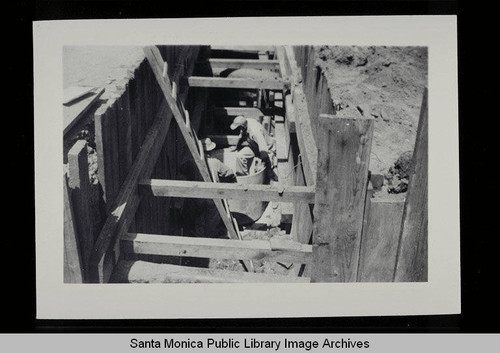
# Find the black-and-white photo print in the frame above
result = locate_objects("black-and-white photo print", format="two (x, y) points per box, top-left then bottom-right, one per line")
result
(62, 44), (428, 284)
(34, 16), (459, 320)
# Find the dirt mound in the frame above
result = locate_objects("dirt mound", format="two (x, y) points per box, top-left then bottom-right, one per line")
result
(386, 150), (413, 194)
(318, 46), (372, 67)
(316, 45), (427, 191)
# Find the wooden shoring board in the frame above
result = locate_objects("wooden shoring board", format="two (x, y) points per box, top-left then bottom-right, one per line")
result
(89, 102), (174, 283)
(275, 46), (289, 84)
(67, 140), (93, 280)
(311, 115), (374, 283)
(274, 114), (290, 162)
(276, 46), (316, 278)
(89, 47), (201, 283)
(357, 198), (404, 282)
(212, 107), (264, 120)
(394, 88), (428, 282)
(283, 48), (317, 186)
(64, 174), (84, 283)
(210, 45), (276, 53)
(284, 94), (296, 133)
(138, 179), (316, 203)
(121, 233), (312, 265)
(283, 81), (316, 278)
(207, 58), (279, 70)
(143, 46), (240, 243)
(188, 76), (288, 90)
(112, 260), (310, 283)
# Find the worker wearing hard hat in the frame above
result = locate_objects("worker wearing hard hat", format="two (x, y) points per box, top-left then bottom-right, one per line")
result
(230, 115), (278, 181)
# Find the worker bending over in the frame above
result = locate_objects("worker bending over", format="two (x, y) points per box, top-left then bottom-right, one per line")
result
(230, 115), (278, 181)
(202, 138), (237, 183)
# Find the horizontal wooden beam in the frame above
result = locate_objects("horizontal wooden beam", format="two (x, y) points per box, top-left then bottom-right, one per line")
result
(121, 233), (312, 264)
(188, 76), (288, 90)
(210, 45), (276, 53)
(212, 107), (264, 119)
(112, 260), (310, 283)
(206, 58), (279, 70)
(138, 179), (316, 203)
(209, 59), (279, 70)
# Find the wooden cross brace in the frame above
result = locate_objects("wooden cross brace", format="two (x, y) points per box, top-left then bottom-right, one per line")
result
(143, 46), (254, 272)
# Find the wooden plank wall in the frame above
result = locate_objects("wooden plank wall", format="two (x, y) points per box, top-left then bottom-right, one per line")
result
(356, 89), (428, 282)
(67, 140), (94, 281)
(311, 114), (374, 282)
(64, 46), (204, 280)
(292, 46), (336, 140)
(93, 46), (202, 240)
(64, 174), (84, 283)
(282, 46), (337, 277)
(289, 45), (428, 282)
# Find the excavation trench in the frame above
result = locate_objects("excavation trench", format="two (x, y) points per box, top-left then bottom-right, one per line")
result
(64, 45), (427, 283)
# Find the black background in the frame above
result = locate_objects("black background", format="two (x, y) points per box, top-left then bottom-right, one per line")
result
(8, 0), (497, 333)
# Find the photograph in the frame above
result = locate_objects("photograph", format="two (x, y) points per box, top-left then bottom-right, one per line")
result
(33, 16), (460, 320)
(62, 44), (428, 284)
(3, 0), (495, 348)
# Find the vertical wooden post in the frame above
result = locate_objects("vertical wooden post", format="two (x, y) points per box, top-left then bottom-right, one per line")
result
(311, 114), (374, 282)
(95, 108), (112, 208)
(128, 69), (139, 161)
(67, 140), (93, 281)
(394, 88), (428, 282)
(107, 104), (120, 202)
(116, 88), (132, 187)
(64, 175), (83, 283)
(282, 46), (317, 277)
(290, 154), (314, 277)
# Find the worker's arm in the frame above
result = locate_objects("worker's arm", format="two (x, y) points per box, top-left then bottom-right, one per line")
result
(259, 150), (271, 163)
(254, 131), (273, 169)
(230, 131), (245, 152)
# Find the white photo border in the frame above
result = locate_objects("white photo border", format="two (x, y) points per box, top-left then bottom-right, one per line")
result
(34, 16), (460, 319)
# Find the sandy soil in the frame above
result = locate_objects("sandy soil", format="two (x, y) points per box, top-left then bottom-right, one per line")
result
(316, 45), (428, 195)
(63, 46), (146, 185)
(63, 46), (145, 101)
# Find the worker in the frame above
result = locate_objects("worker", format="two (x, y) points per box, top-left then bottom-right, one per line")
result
(229, 115), (278, 181)
(202, 138), (237, 183)
(177, 139), (236, 267)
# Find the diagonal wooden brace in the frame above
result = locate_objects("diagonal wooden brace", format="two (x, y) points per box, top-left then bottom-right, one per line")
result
(143, 46), (253, 271)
